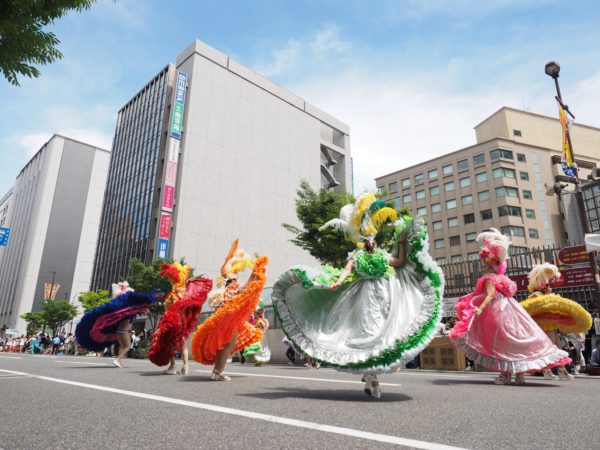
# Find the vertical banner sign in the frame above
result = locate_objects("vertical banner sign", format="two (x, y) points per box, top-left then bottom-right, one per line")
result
(157, 70), (187, 259)
(559, 106), (577, 177)
(0, 227), (10, 246)
(44, 283), (60, 301)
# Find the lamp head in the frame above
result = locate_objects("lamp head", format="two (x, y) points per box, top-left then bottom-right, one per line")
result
(545, 61), (561, 79)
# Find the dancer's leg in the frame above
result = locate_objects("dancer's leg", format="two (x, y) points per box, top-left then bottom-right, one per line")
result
(212, 332), (237, 380)
(178, 344), (189, 375)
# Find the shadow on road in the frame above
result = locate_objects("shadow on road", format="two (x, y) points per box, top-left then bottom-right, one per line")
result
(430, 379), (560, 387)
(236, 386), (413, 403)
(62, 366), (115, 369)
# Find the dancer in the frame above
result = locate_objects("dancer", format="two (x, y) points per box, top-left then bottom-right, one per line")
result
(520, 263), (592, 381)
(272, 192), (444, 398)
(242, 304), (271, 366)
(191, 239), (268, 381)
(450, 229), (571, 385)
(75, 281), (155, 368)
(148, 262), (212, 375)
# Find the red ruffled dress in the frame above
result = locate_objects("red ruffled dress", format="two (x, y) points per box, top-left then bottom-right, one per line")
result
(450, 274), (570, 374)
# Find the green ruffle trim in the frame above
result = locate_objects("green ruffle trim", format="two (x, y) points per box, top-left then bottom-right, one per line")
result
(243, 342), (262, 356)
(354, 249), (393, 278)
(291, 266), (355, 289)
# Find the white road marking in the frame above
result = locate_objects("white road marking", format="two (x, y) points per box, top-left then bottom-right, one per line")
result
(0, 355), (22, 359)
(194, 369), (401, 386)
(53, 360), (110, 366)
(0, 368), (467, 450)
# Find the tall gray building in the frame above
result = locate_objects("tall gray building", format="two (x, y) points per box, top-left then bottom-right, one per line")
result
(91, 40), (351, 289)
(0, 135), (110, 333)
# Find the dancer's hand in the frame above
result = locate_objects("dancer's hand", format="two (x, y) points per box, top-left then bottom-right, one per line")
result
(474, 307), (483, 317)
(330, 282), (340, 290)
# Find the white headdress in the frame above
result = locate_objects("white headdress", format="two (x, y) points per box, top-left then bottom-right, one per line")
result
(477, 228), (511, 273)
(527, 263), (560, 293)
(111, 281), (134, 298)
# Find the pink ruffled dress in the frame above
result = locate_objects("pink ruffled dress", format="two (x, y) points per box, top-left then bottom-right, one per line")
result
(450, 274), (571, 373)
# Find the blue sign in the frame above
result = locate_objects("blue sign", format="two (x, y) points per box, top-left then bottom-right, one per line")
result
(170, 71), (187, 140)
(157, 238), (169, 259)
(0, 227), (10, 246)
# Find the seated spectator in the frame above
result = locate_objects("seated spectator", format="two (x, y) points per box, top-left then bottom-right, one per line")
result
(590, 341), (600, 367)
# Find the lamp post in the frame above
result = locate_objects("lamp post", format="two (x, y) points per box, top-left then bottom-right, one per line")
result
(545, 61), (600, 310)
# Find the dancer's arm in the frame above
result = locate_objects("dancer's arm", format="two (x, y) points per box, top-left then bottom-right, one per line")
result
(331, 259), (354, 290)
(389, 236), (407, 268)
(474, 281), (495, 316)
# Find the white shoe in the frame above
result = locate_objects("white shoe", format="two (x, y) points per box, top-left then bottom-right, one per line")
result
(558, 368), (574, 381)
(112, 359), (122, 368)
(371, 376), (381, 399)
(514, 373), (526, 385)
(543, 370), (558, 381)
(493, 373), (511, 385)
(177, 364), (189, 375)
(165, 366), (177, 375)
(363, 374), (373, 397)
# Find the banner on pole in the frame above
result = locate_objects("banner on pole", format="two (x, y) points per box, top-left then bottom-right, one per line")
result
(44, 283), (60, 301)
(559, 106), (577, 177)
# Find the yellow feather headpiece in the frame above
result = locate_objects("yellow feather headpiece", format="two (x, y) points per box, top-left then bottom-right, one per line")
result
(220, 238), (255, 280)
(527, 263), (561, 293)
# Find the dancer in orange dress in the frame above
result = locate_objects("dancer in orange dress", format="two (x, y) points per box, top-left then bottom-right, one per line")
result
(191, 239), (268, 381)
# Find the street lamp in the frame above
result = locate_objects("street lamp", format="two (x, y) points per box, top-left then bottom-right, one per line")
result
(545, 61), (600, 309)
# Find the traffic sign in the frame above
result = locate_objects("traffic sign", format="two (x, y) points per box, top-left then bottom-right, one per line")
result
(0, 227), (10, 246)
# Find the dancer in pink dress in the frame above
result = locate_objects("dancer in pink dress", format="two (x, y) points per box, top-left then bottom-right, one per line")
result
(450, 229), (570, 385)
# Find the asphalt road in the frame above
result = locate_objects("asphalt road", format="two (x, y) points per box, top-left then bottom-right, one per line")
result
(0, 353), (598, 450)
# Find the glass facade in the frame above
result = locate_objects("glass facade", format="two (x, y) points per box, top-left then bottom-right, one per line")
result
(583, 181), (600, 232)
(91, 66), (171, 290)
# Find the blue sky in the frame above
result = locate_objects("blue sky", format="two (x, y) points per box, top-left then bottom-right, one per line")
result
(2, 0), (600, 195)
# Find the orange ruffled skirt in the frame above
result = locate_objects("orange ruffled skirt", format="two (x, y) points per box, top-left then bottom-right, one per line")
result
(191, 256), (268, 365)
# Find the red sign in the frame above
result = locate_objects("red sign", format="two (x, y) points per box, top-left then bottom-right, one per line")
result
(162, 185), (175, 212)
(159, 213), (172, 239)
(165, 161), (177, 186)
(510, 275), (529, 292)
(558, 245), (589, 265)
(511, 267), (595, 291)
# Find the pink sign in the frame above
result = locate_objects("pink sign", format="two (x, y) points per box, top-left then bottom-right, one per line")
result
(162, 185), (175, 212)
(165, 161), (177, 186)
(159, 213), (172, 239)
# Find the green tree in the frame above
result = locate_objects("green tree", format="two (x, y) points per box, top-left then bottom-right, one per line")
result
(77, 290), (111, 312)
(0, 1), (101, 85)
(42, 300), (78, 336)
(19, 311), (45, 335)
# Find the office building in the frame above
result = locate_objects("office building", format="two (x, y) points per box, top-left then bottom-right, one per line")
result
(0, 135), (110, 332)
(375, 107), (600, 264)
(91, 40), (351, 290)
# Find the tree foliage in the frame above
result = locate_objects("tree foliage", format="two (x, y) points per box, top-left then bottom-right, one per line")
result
(0, 0), (98, 85)
(20, 311), (45, 335)
(42, 300), (79, 336)
(77, 290), (110, 313)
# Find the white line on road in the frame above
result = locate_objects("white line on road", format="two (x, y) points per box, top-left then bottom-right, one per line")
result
(0, 368), (466, 450)
(0, 355), (22, 359)
(193, 369), (401, 386)
(53, 360), (110, 366)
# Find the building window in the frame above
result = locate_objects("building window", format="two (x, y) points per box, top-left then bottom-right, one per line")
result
(495, 186), (519, 198)
(415, 173), (424, 184)
(501, 226), (525, 237)
(428, 168), (438, 179)
(481, 209), (493, 221)
(529, 228), (539, 239)
(523, 190), (533, 199)
(449, 235), (461, 246)
(466, 232), (477, 242)
(445, 181), (455, 192)
(462, 195), (473, 206)
(430, 185), (440, 196)
(490, 149), (514, 160)
(464, 213), (475, 224)
(520, 171), (529, 181)
(448, 217), (458, 228)
(460, 177), (471, 188)
(432, 203), (441, 213)
(446, 199), (457, 209)
(436, 257), (447, 264)
(451, 255), (463, 263)
(417, 206), (427, 216)
(468, 252), (479, 260)
(473, 154), (485, 165)
(476, 172), (488, 183)
(478, 190), (490, 201)
(403, 194), (412, 203)
(432, 220), (443, 231)
(402, 178), (411, 188)
(377, 186), (384, 194)
(526, 209), (536, 219)
(435, 239), (445, 249)
(389, 181), (398, 192)
(416, 190), (425, 200)
(493, 167), (516, 179)
(509, 246), (528, 255)
(513, 129), (522, 137)
(457, 159), (469, 171)
(498, 205), (522, 217)
(517, 153), (526, 162)
(442, 164), (453, 175)
(393, 197), (401, 209)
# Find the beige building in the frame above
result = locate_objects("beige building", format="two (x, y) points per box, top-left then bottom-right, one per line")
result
(375, 107), (600, 264)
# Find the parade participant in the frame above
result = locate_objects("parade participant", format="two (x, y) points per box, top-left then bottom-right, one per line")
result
(450, 229), (571, 385)
(75, 281), (155, 368)
(191, 239), (268, 381)
(148, 263), (212, 375)
(242, 304), (271, 366)
(272, 192), (444, 398)
(520, 263), (592, 381)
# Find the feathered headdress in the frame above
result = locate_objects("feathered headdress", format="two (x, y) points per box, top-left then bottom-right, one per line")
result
(221, 239), (254, 281)
(477, 228), (511, 274)
(112, 281), (134, 298)
(159, 262), (191, 287)
(528, 263), (561, 293)
(319, 191), (397, 243)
